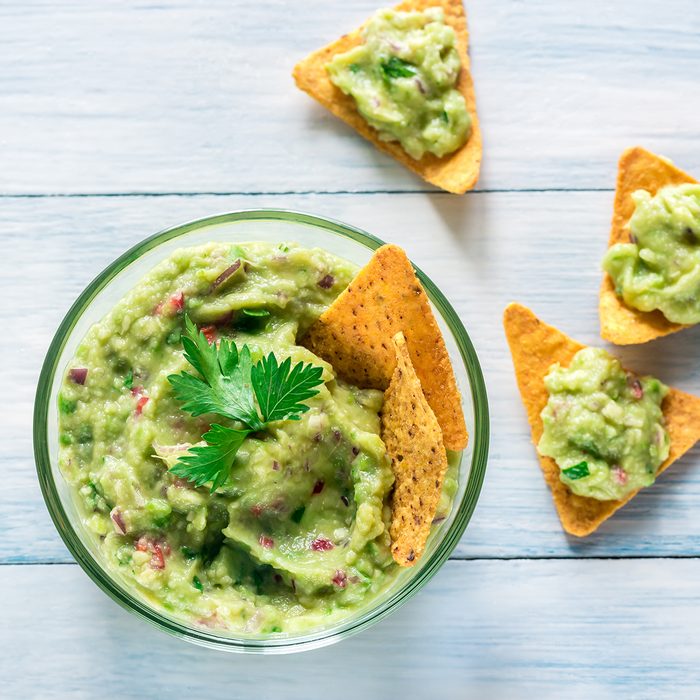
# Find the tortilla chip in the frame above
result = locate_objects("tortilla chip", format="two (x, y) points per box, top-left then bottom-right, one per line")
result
(599, 147), (697, 345)
(382, 332), (448, 565)
(292, 0), (482, 194)
(504, 302), (700, 537)
(302, 244), (468, 450)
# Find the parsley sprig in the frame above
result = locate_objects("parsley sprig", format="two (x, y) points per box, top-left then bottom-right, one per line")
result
(166, 316), (324, 491)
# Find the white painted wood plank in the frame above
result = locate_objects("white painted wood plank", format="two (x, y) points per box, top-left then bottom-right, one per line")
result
(1, 0), (698, 194)
(2, 192), (699, 563)
(2, 559), (700, 698)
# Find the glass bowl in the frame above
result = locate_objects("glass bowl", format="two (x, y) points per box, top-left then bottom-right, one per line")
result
(34, 209), (489, 653)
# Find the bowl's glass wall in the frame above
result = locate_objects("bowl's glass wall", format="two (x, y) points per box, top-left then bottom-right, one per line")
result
(35, 210), (488, 653)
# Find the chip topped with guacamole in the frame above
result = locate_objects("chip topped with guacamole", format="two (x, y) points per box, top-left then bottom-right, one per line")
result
(58, 241), (460, 634)
(293, 0), (482, 194)
(599, 147), (698, 345)
(326, 7), (471, 160)
(538, 347), (670, 501)
(504, 303), (700, 537)
(603, 183), (700, 326)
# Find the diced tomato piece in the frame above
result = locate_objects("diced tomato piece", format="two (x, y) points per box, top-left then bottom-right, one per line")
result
(135, 395), (149, 415)
(200, 325), (217, 344)
(170, 291), (185, 312)
(135, 536), (168, 569)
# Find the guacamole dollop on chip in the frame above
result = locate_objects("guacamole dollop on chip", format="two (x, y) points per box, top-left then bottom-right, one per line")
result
(538, 347), (670, 501)
(293, 0), (482, 194)
(603, 183), (700, 326)
(599, 147), (698, 345)
(326, 7), (472, 160)
(504, 302), (700, 536)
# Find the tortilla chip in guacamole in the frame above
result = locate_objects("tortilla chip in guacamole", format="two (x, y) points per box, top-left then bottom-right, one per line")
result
(302, 244), (468, 451)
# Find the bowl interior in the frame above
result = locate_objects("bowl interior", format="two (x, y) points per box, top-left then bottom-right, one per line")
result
(35, 210), (488, 652)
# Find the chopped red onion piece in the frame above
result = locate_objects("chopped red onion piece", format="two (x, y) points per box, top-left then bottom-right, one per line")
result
(318, 274), (335, 289)
(332, 570), (347, 588)
(211, 259), (241, 291)
(627, 376), (644, 400)
(110, 508), (127, 535)
(259, 534), (274, 549)
(612, 466), (628, 485)
(69, 368), (88, 385)
(311, 537), (334, 551)
(150, 542), (166, 569)
(312, 479), (325, 495)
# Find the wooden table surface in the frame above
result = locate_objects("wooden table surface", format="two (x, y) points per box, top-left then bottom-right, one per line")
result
(2, 1), (700, 697)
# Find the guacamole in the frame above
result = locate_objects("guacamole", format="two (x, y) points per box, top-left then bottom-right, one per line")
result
(603, 183), (700, 324)
(326, 8), (471, 160)
(58, 242), (457, 634)
(538, 348), (670, 501)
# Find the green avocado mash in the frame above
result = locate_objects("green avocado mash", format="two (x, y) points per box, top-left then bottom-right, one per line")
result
(603, 184), (700, 324)
(58, 242), (457, 634)
(326, 8), (472, 160)
(538, 347), (670, 501)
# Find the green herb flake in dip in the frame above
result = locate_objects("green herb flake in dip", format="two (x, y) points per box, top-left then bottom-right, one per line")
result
(538, 347), (670, 501)
(603, 183), (700, 324)
(326, 7), (472, 160)
(57, 241), (458, 634)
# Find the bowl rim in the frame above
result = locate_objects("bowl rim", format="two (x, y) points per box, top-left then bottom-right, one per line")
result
(33, 208), (489, 653)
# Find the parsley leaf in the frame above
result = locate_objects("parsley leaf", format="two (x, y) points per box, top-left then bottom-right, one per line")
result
(166, 316), (325, 491)
(168, 316), (263, 429)
(252, 353), (324, 423)
(169, 424), (249, 491)
(562, 461), (590, 480)
(381, 56), (417, 79)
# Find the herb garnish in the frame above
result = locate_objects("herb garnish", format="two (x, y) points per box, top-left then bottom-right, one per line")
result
(167, 317), (324, 491)
(381, 56), (417, 79)
(562, 461), (590, 480)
